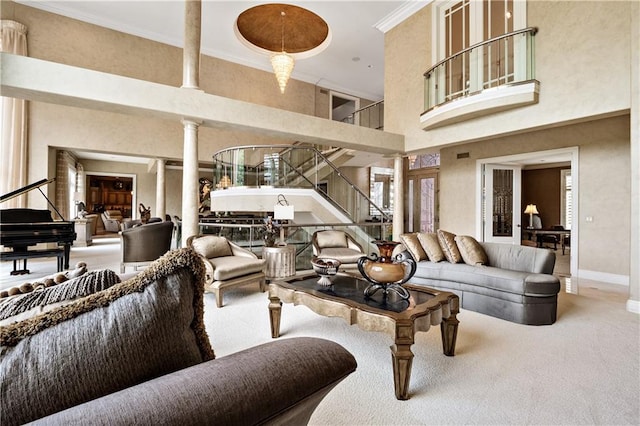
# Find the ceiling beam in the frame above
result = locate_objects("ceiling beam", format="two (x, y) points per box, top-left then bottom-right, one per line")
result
(0, 53), (404, 155)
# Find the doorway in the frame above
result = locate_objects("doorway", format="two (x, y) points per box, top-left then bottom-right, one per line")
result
(330, 92), (360, 125)
(477, 147), (579, 276)
(85, 172), (137, 219)
(407, 171), (439, 233)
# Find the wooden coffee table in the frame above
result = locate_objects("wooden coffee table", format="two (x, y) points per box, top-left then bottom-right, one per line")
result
(268, 274), (460, 400)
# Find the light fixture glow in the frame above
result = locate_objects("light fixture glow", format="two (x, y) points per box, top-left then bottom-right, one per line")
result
(270, 51), (294, 94)
(270, 11), (294, 94)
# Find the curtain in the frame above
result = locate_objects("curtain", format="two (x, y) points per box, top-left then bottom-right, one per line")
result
(0, 20), (28, 208)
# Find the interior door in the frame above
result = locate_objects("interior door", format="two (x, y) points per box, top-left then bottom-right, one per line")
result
(407, 171), (439, 233)
(483, 164), (521, 244)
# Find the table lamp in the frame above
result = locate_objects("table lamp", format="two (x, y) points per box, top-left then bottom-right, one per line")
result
(524, 204), (539, 229)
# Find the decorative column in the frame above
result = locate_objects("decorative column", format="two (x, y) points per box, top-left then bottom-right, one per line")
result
(155, 159), (166, 221)
(180, 0), (202, 246)
(181, 120), (200, 245)
(392, 154), (404, 241)
(182, 0), (201, 90)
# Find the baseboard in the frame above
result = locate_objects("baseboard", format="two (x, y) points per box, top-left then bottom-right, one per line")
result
(627, 299), (640, 314)
(577, 269), (629, 286)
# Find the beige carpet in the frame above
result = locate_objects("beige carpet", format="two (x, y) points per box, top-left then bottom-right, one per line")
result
(1, 240), (638, 425)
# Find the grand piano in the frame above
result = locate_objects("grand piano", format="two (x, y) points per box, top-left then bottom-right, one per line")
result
(0, 178), (76, 275)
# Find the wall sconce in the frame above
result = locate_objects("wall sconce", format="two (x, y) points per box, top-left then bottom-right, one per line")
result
(524, 204), (539, 229)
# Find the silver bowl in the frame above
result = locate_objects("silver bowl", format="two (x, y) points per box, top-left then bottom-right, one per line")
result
(311, 258), (341, 286)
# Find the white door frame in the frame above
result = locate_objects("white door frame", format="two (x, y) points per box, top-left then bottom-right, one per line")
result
(329, 91), (360, 126)
(476, 147), (579, 277)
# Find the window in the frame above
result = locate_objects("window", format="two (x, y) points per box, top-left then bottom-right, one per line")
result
(434, 0), (526, 101)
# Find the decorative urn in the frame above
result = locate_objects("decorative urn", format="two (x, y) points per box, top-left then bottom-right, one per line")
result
(357, 240), (416, 300)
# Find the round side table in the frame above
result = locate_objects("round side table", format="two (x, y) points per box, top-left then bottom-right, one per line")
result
(262, 245), (296, 279)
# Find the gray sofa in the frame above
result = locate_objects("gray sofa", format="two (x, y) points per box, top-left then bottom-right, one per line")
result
(398, 236), (561, 325)
(0, 248), (357, 425)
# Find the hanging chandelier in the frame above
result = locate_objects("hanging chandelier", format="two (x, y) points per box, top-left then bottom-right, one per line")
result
(270, 11), (294, 94)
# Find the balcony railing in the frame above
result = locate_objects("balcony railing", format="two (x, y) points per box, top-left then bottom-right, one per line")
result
(212, 145), (391, 223)
(342, 100), (384, 130)
(423, 27), (538, 113)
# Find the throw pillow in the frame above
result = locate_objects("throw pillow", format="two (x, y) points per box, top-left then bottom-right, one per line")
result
(0, 269), (121, 325)
(316, 231), (348, 248)
(417, 232), (446, 262)
(437, 229), (463, 263)
(191, 235), (232, 258)
(455, 235), (489, 266)
(399, 233), (427, 261)
(0, 248), (214, 425)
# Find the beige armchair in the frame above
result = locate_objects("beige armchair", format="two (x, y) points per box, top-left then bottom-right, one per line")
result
(312, 230), (365, 269)
(187, 235), (266, 308)
(101, 210), (123, 233)
(119, 221), (174, 273)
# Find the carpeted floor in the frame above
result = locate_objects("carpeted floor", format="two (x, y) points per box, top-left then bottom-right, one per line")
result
(1, 238), (638, 425)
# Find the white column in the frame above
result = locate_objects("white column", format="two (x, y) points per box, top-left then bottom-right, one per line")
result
(392, 154), (404, 241)
(181, 120), (200, 245)
(628, 0), (639, 314)
(182, 0), (201, 90)
(155, 158), (166, 221)
(180, 0), (202, 246)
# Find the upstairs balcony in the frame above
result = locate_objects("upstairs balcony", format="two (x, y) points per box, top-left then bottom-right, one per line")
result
(421, 27), (539, 130)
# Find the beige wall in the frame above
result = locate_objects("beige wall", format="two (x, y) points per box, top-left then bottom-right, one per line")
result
(1, 2), (364, 212)
(439, 116), (630, 277)
(385, 1), (632, 152)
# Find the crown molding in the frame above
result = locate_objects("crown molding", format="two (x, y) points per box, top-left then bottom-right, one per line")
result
(374, 1), (433, 33)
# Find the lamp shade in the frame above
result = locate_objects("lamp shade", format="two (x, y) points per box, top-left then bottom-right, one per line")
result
(270, 51), (294, 94)
(524, 204), (539, 215)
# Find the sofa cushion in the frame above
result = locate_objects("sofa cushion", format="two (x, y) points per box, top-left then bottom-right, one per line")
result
(0, 248), (214, 425)
(416, 232), (445, 262)
(437, 230), (463, 263)
(317, 247), (364, 264)
(0, 269), (121, 326)
(191, 235), (233, 258)
(455, 235), (489, 266)
(316, 231), (348, 248)
(208, 256), (266, 281)
(400, 233), (427, 261)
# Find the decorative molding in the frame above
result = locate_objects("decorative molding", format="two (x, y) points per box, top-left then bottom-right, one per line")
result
(374, 1), (433, 33)
(421, 81), (539, 130)
(577, 269), (630, 286)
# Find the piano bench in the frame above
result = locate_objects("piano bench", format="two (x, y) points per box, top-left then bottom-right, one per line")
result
(1, 248), (64, 275)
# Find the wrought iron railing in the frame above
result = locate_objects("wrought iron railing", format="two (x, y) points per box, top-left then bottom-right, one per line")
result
(423, 27), (538, 112)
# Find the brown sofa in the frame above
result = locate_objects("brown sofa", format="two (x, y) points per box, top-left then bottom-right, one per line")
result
(0, 248), (357, 425)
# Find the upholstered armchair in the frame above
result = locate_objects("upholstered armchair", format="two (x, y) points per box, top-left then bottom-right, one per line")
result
(119, 221), (174, 273)
(187, 235), (266, 308)
(101, 210), (123, 233)
(312, 230), (365, 269)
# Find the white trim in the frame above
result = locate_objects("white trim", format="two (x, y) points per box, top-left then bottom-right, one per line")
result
(476, 147), (579, 277)
(374, 1), (433, 33)
(329, 91), (361, 125)
(577, 269), (630, 286)
(626, 299), (640, 315)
